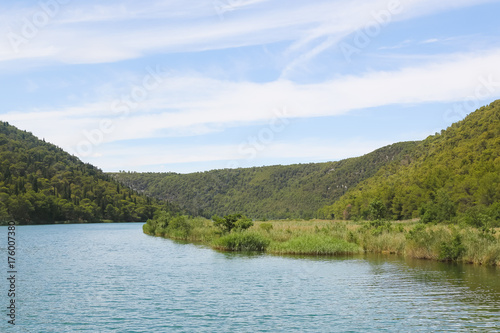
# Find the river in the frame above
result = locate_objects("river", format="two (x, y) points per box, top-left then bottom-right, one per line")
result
(2, 223), (499, 332)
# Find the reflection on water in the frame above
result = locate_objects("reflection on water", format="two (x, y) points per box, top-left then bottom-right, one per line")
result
(1, 223), (498, 332)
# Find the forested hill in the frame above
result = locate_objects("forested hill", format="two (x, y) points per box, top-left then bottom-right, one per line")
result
(0, 122), (178, 224)
(323, 100), (500, 223)
(110, 141), (418, 219)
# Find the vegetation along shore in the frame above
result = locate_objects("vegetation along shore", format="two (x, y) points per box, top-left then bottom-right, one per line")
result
(143, 213), (500, 266)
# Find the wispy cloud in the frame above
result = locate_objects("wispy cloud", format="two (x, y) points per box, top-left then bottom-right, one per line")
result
(1, 0), (496, 66)
(281, 0), (499, 76)
(4, 47), (500, 154)
(421, 38), (439, 44)
(1, 0), (499, 172)
(378, 40), (412, 50)
(85, 138), (393, 172)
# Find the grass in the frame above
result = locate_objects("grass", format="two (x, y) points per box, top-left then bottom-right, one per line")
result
(144, 217), (500, 266)
(267, 234), (360, 255)
(212, 232), (270, 251)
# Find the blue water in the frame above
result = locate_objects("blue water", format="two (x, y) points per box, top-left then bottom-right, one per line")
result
(1, 223), (499, 332)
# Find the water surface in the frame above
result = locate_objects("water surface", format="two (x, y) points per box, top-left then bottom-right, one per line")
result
(2, 223), (499, 332)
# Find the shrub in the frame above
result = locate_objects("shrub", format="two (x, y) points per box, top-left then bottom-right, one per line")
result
(155, 227), (168, 237)
(360, 220), (392, 236)
(235, 217), (254, 231)
(343, 204), (352, 220)
(369, 200), (386, 220)
(462, 206), (493, 228)
(259, 222), (273, 232)
(212, 213), (253, 233)
(405, 223), (426, 241)
(439, 234), (465, 261)
(420, 203), (438, 224)
(405, 224), (453, 260)
(143, 223), (154, 235)
(154, 211), (172, 229)
(488, 202), (500, 227)
(168, 215), (192, 234)
(213, 232), (270, 251)
(420, 190), (456, 223)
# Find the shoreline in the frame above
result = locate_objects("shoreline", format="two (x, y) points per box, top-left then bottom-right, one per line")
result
(143, 218), (500, 267)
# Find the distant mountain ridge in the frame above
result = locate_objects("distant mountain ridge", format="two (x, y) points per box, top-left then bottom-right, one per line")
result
(0, 122), (177, 224)
(110, 141), (418, 219)
(111, 101), (500, 223)
(324, 100), (500, 222)
(4, 100), (497, 224)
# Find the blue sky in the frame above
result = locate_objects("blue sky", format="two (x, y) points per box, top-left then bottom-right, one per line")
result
(1, 0), (500, 173)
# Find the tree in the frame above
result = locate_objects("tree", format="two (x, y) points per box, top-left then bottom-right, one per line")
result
(369, 199), (386, 220)
(212, 213), (253, 233)
(420, 190), (456, 223)
(8, 195), (34, 223)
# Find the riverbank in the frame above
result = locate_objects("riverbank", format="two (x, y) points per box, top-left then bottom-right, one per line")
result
(143, 217), (500, 266)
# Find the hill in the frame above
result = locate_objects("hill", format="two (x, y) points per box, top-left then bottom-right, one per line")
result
(110, 141), (418, 219)
(0, 122), (178, 224)
(324, 100), (500, 224)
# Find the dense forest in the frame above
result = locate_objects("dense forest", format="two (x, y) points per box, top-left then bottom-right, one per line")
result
(0, 122), (178, 224)
(3, 100), (498, 225)
(323, 100), (500, 225)
(111, 141), (417, 219)
(113, 101), (499, 224)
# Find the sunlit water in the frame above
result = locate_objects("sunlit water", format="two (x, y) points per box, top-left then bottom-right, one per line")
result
(1, 223), (499, 332)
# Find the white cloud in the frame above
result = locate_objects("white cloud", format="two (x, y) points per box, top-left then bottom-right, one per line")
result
(1, 0), (497, 65)
(4, 47), (500, 155)
(281, 0), (499, 76)
(421, 38), (439, 44)
(2, 0), (499, 172)
(84, 138), (392, 172)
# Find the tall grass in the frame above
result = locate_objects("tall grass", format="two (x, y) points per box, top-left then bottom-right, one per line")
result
(461, 229), (500, 266)
(212, 231), (270, 251)
(144, 217), (500, 266)
(267, 234), (361, 255)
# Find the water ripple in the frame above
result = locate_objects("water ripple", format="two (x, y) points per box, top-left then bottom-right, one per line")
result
(1, 223), (498, 332)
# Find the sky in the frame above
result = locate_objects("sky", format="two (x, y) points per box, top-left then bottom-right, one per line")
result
(1, 0), (500, 173)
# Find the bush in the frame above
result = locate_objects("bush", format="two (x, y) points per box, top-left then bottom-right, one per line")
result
(213, 232), (270, 251)
(462, 206), (494, 228)
(420, 190), (456, 223)
(369, 200), (386, 220)
(259, 222), (273, 232)
(212, 213), (253, 233)
(405, 223), (428, 242)
(155, 227), (168, 237)
(488, 202), (500, 226)
(420, 203), (438, 224)
(360, 220), (392, 236)
(235, 217), (254, 231)
(143, 223), (154, 235)
(405, 224), (454, 260)
(439, 234), (465, 261)
(168, 215), (192, 234)
(154, 211), (172, 229)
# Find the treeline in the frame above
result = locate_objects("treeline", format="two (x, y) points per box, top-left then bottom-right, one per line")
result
(321, 100), (500, 227)
(0, 122), (178, 224)
(111, 141), (417, 219)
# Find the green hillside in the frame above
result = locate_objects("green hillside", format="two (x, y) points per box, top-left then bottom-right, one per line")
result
(324, 100), (500, 224)
(0, 122), (178, 224)
(110, 141), (418, 219)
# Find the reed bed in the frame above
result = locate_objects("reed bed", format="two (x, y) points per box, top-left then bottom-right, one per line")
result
(144, 217), (500, 266)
